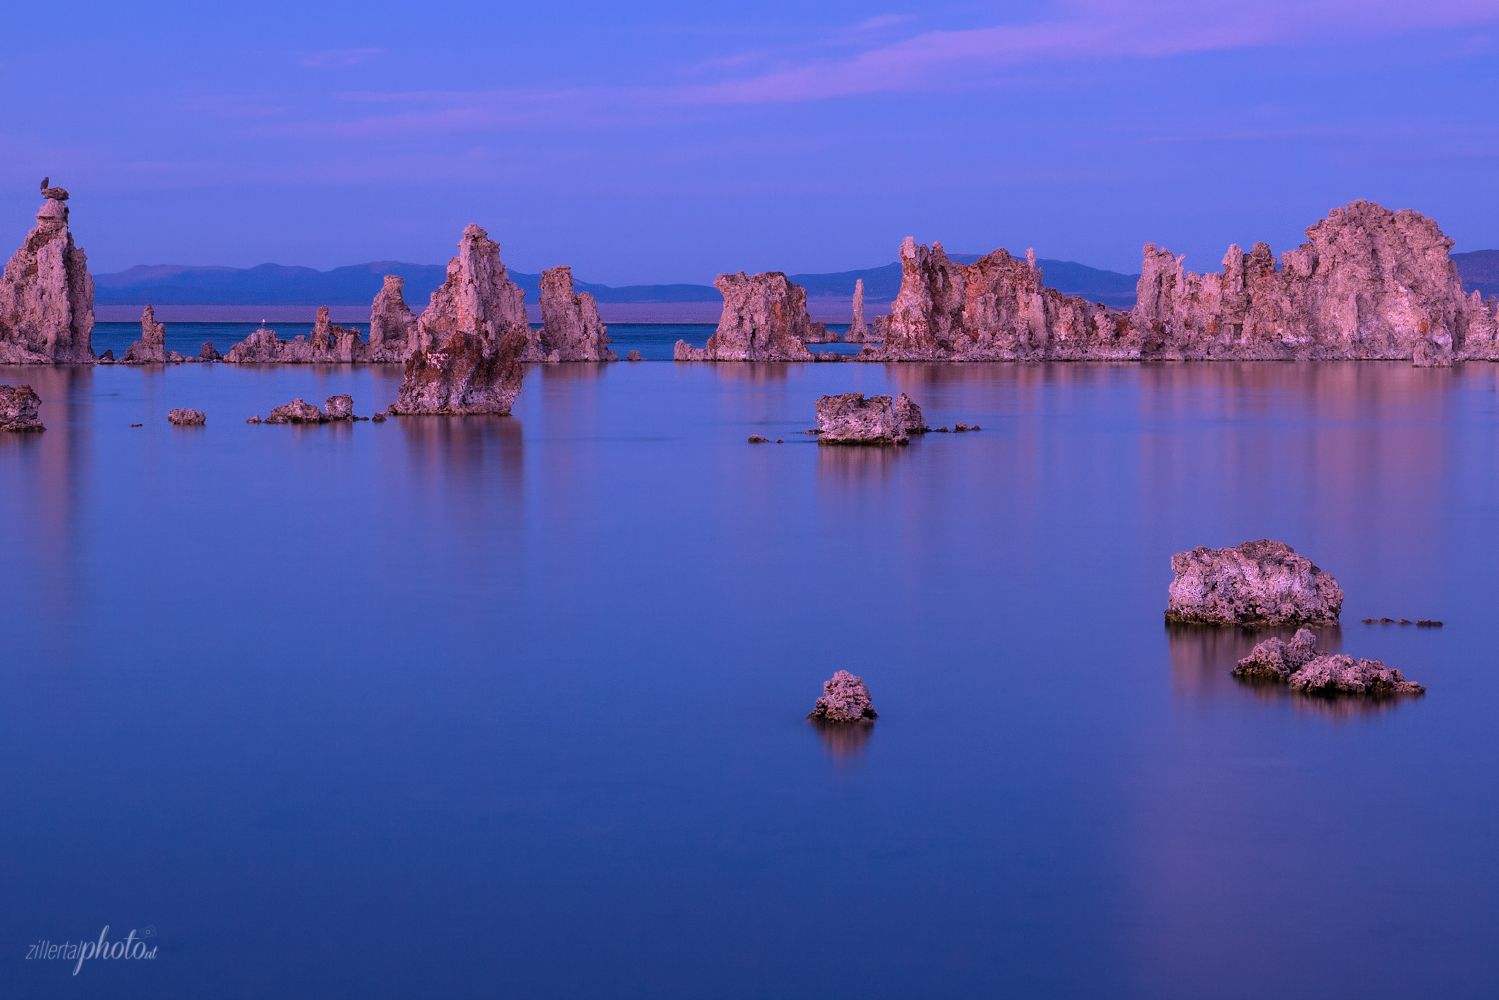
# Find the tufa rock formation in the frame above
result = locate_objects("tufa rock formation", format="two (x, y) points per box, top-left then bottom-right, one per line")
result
(0, 384), (45, 431)
(199, 341), (222, 362)
(844, 278), (873, 343)
(815, 392), (925, 444)
(369, 275), (417, 359)
(531, 266), (616, 361)
(1166, 540), (1344, 625)
(167, 408), (206, 426)
(1287, 654), (1424, 696)
(1235, 630), (1424, 696)
(390, 330), (526, 416)
(859, 202), (1499, 363)
(414, 224), (529, 354)
(808, 670), (878, 722)
(247, 395), (359, 424)
(674, 272), (818, 361)
(0, 185), (95, 363)
(225, 309), (377, 364)
(123, 304), (184, 363)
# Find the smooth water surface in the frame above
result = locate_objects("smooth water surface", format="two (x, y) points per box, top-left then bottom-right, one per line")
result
(2, 359), (1497, 998)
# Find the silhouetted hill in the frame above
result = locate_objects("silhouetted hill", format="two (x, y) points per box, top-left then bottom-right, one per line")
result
(93, 254), (1143, 310)
(1455, 250), (1499, 299)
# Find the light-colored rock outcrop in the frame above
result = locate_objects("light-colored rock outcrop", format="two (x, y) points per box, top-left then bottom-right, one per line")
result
(815, 391), (925, 444)
(0, 188), (95, 364)
(369, 275), (416, 359)
(859, 201), (1499, 363)
(844, 278), (874, 343)
(808, 670), (878, 722)
(674, 272), (817, 361)
(167, 408), (205, 426)
(1234, 629), (1424, 696)
(0, 384), (45, 431)
(389, 329), (526, 416)
(247, 394), (360, 424)
(414, 224), (529, 354)
(531, 266), (616, 361)
(225, 310), (373, 364)
(1233, 628), (1320, 680)
(123, 304), (185, 363)
(1166, 540), (1344, 625)
(1287, 654), (1424, 696)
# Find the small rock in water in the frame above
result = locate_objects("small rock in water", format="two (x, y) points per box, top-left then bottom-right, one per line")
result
(1380, 617), (1394, 623)
(775, 438), (784, 444)
(814, 392), (924, 444)
(1165, 539), (1343, 625)
(372, 414), (387, 423)
(1398, 619), (1411, 625)
(1416, 619), (1443, 627)
(1233, 628), (1319, 680)
(130, 423), (142, 428)
(99, 349), (115, 362)
(199, 341), (222, 362)
(1288, 654), (1424, 696)
(808, 670), (877, 722)
(1362, 618), (1377, 623)
(748, 435), (770, 443)
(0, 384), (45, 432)
(626, 350), (643, 362)
(167, 408), (206, 426)
(323, 394), (355, 421)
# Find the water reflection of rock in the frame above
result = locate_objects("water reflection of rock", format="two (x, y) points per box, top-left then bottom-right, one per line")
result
(396, 414), (523, 492)
(810, 718), (874, 761)
(815, 438), (909, 480)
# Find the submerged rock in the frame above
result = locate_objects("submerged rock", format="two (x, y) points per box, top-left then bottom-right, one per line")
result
(1287, 654), (1424, 696)
(844, 278), (874, 343)
(1233, 628), (1320, 680)
(122, 304), (168, 363)
(675, 272), (819, 361)
(0, 186), (95, 364)
(389, 329), (526, 416)
(808, 670), (877, 722)
(815, 391), (925, 444)
(167, 408), (206, 426)
(0, 384), (45, 431)
(532, 265), (616, 361)
(1166, 540), (1344, 625)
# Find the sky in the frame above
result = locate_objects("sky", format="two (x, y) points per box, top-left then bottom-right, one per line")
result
(2, 1), (1497, 283)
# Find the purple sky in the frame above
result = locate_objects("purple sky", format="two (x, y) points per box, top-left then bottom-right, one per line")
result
(3, 1), (1497, 283)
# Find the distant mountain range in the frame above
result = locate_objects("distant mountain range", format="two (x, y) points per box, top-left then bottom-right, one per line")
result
(93, 254), (1144, 310)
(91, 250), (1499, 313)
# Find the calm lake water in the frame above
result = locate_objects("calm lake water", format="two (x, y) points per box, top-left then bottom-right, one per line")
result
(2, 357), (1496, 998)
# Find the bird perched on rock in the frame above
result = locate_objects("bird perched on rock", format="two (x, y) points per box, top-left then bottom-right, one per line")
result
(40, 177), (49, 192)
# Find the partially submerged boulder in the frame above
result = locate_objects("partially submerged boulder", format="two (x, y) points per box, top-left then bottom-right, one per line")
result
(248, 395), (359, 424)
(0, 185), (96, 364)
(1166, 540), (1343, 625)
(531, 265), (616, 361)
(389, 329), (526, 416)
(1287, 654), (1424, 696)
(1233, 628), (1320, 680)
(815, 391), (925, 444)
(808, 670), (877, 722)
(167, 408), (205, 426)
(0, 384), (45, 431)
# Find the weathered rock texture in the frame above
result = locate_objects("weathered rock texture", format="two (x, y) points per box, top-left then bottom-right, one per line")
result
(815, 392), (925, 444)
(225, 309), (375, 364)
(389, 330), (526, 416)
(844, 278), (873, 343)
(369, 275), (417, 359)
(248, 395), (359, 424)
(531, 266), (616, 361)
(808, 670), (878, 722)
(0, 384), (45, 431)
(859, 202), (1499, 362)
(1235, 629), (1423, 696)
(199, 341), (222, 362)
(123, 304), (184, 363)
(0, 189), (95, 363)
(168, 408), (206, 426)
(1166, 540), (1344, 625)
(1287, 654), (1424, 696)
(674, 272), (818, 361)
(1233, 628), (1320, 680)
(414, 224), (529, 354)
